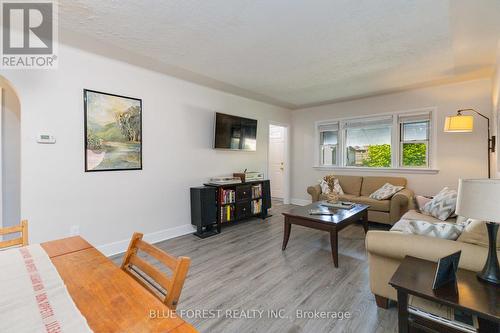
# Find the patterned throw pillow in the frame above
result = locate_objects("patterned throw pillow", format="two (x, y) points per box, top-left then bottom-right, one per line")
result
(421, 187), (457, 221)
(415, 195), (432, 212)
(323, 175), (344, 195)
(369, 183), (404, 200)
(319, 179), (330, 194)
(407, 220), (464, 240)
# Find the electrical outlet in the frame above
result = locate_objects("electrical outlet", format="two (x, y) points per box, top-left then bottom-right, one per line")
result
(70, 225), (80, 236)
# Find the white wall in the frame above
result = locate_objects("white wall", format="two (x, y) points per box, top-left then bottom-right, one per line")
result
(492, 41), (500, 178)
(1, 44), (290, 254)
(291, 79), (492, 201)
(0, 78), (21, 229)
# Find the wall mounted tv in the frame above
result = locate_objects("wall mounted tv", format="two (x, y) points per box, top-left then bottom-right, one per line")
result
(214, 112), (258, 151)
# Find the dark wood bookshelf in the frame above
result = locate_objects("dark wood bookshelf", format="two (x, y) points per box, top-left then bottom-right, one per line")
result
(204, 180), (272, 232)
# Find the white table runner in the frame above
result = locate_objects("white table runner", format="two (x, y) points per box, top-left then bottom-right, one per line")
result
(0, 244), (93, 333)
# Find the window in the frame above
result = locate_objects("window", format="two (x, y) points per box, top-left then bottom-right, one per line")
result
(344, 117), (393, 168)
(316, 110), (434, 170)
(319, 123), (338, 166)
(399, 113), (430, 168)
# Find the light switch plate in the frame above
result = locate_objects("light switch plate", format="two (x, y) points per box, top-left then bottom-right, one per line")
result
(37, 134), (56, 144)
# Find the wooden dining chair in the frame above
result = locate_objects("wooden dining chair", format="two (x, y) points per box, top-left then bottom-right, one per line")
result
(0, 220), (28, 250)
(121, 232), (191, 310)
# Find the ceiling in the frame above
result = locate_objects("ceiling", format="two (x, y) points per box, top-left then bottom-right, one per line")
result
(59, 0), (500, 109)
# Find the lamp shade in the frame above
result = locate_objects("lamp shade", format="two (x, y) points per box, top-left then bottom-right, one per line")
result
(444, 115), (474, 132)
(456, 179), (500, 223)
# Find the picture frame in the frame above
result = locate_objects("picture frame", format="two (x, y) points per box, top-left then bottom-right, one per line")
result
(432, 250), (461, 290)
(84, 89), (143, 172)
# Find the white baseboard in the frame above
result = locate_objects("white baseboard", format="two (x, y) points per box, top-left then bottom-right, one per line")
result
(97, 224), (196, 257)
(290, 198), (312, 206)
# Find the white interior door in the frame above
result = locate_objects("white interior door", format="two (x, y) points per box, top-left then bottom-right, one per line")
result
(269, 124), (285, 199)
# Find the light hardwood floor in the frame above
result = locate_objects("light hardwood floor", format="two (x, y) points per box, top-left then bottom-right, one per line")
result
(113, 201), (398, 333)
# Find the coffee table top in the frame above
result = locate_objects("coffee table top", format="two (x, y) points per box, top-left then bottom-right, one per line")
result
(282, 202), (369, 225)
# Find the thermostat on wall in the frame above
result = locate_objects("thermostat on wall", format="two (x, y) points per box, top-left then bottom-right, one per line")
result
(37, 134), (56, 144)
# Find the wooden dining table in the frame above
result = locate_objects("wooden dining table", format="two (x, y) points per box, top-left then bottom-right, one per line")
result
(40, 236), (198, 333)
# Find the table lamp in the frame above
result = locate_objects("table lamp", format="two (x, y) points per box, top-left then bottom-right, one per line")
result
(456, 179), (500, 285)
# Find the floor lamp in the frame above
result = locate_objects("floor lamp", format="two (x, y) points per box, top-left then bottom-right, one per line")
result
(444, 109), (496, 178)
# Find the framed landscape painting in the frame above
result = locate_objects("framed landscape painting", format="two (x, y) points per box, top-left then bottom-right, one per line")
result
(84, 89), (142, 172)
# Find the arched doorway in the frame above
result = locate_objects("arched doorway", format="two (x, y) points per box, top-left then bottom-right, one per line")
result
(0, 76), (21, 230)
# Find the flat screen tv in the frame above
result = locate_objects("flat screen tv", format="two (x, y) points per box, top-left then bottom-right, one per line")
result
(214, 112), (257, 151)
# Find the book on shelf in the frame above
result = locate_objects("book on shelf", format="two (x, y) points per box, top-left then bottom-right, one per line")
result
(220, 189), (235, 204)
(408, 295), (478, 333)
(252, 199), (262, 214)
(252, 184), (262, 199)
(221, 204), (235, 223)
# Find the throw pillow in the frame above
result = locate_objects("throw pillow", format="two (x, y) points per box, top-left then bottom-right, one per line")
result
(457, 219), (500, 249)
(421, 187), (457, 221)
(369, 183), (404, 200)
(390, 219), (412, 233)
(319, 179), (330, 194)
(456, 216), (474, 227)
(415, 195), (432, 213)
(407, 220), (464, 240)
(323, 175), (344, 195)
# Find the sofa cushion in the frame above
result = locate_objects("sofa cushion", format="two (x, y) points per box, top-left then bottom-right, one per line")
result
(338, 194), (359, 202)
(457, 220), (500, 250)
(353, 196), (390, 212)
(360, 176), (407, 196)
(401, 210), (457, 224)
(334, 175), (363, 196)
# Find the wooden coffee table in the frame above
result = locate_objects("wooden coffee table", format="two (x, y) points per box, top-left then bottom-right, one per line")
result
(281, 202), (369, 267)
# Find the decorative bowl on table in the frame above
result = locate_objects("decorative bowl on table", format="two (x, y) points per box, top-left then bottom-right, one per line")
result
(326, 191), (340, 204)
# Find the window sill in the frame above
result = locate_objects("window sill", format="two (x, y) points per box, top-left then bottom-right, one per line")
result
(312, 166), (439, 174)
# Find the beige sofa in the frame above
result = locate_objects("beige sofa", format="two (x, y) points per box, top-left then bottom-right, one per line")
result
(366, 207), (500, 308)
(307, 175), (413, 225)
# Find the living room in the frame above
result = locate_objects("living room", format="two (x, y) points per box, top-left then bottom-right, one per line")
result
(0, 1), (499, 333)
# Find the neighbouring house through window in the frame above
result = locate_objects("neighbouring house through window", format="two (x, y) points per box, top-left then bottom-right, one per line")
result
(344, 117), (393, 167)
(316, 110), (433, 170)
(319, 123), (338, 166)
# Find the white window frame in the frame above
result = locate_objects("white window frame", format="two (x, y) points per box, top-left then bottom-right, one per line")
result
(314, 107), (438, 174)
(343, 116), (394, 168)
(399, 118), (430, 168)
(318, 123), (339, 167)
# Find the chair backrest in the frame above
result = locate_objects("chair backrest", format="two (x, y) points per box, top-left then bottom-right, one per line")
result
(121, 232), (191, 310)
(0, 220), (28, 250)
